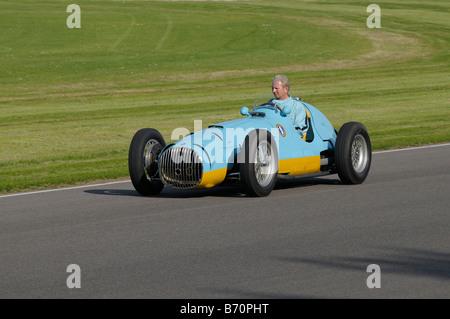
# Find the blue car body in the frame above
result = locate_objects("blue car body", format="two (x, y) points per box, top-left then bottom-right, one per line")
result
(158, 101), (338, 189)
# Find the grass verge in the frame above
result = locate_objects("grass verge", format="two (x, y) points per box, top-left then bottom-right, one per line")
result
(0, 0), (448, 192)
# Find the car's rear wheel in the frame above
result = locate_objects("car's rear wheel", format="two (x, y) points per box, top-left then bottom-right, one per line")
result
(129, 128), (166, 195)
(335, 122), (371, 184)
(239, 130), (278, 197)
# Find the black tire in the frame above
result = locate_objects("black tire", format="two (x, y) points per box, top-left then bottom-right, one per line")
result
(128, 128), (166, 195)
(239, 130), (279, 197)
(335, 122), (372, 184)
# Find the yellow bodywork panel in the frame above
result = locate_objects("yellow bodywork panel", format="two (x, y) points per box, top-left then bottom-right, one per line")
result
(197, 167), (228, 188)
(196, 156), (320, 188)
(278, 156), (321, 176)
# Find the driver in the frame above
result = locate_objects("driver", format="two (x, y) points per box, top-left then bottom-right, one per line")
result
(269, 74), (308, 137)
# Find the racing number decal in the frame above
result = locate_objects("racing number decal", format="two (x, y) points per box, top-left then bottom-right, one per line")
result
(276, 124), (286, 138)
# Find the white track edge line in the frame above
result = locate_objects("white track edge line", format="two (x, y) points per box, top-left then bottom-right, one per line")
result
(1, 143), (449, 199)
(0, 180), (131, 199)
(373, 143), (450, 154)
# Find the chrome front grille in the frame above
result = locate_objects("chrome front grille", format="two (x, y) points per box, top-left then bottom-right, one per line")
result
(159, 147), (203, 189)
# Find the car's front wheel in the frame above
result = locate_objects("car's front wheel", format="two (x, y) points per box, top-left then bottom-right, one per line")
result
(128, 128), (166, 195)
(239, 130), (278, 197)
(335, 122), (372, 184)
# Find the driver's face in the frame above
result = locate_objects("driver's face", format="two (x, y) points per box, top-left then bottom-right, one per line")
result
(272, 81), (289, 100)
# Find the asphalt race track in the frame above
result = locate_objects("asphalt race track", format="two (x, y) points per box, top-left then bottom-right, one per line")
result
(1, 144), (449, 299)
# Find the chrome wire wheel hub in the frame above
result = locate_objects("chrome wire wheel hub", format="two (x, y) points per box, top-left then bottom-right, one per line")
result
(143, 139), (160, 179)
(254, 140), (274, 187)
(351, 134), (368, 173)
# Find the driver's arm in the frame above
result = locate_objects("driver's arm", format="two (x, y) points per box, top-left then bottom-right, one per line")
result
(292, 103), (308, 137)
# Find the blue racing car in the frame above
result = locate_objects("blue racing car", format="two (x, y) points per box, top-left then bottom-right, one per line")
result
(128, 100), (372, 196)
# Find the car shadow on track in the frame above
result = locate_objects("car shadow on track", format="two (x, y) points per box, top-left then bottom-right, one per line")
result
(84, 189), (142, 197)
(84, 176), (342, 198)
(275, 246), (450, 283)
(274, 176), (341, 190)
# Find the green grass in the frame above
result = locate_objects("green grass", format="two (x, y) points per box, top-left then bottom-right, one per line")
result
(0, 0), (449, 193)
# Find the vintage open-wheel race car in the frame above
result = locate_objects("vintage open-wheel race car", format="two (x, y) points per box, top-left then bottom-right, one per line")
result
(128, 99), (372, 197)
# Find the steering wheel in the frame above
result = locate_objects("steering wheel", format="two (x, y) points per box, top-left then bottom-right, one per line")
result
(259, 102), (283, 112)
